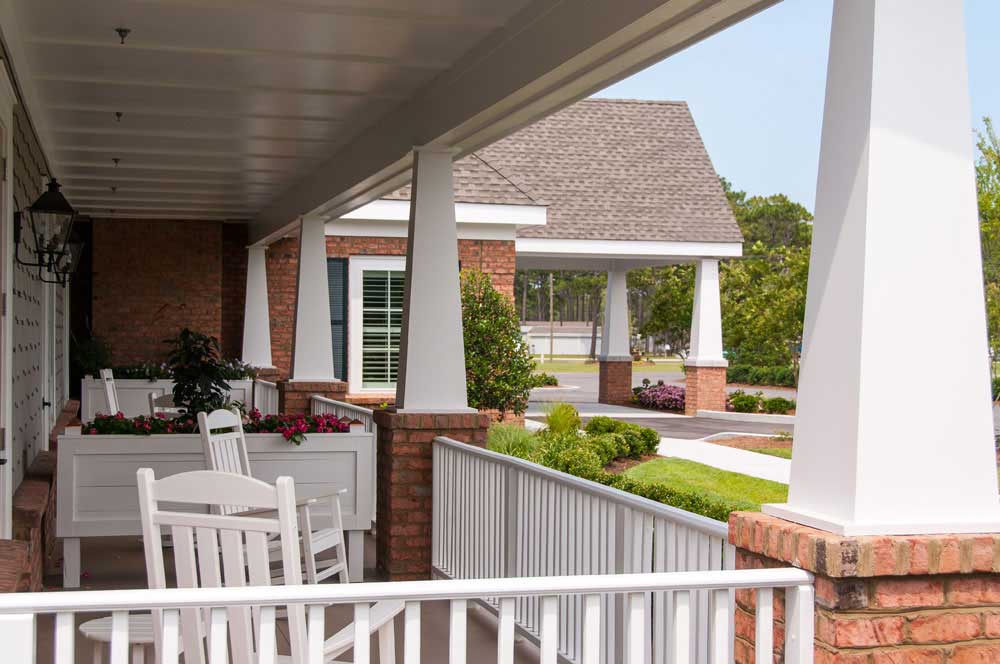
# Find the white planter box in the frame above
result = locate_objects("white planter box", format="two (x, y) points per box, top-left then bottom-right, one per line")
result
(80, 377), (254, 421)
(57, 430), (374, 586)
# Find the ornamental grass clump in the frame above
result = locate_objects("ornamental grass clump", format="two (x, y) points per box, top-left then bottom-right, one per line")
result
(636, 384), (686, 412)
(543, 402), (581, 434)
(486, 423), (538, 459)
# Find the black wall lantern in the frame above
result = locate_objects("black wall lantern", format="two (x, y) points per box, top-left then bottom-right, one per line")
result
(14, 178), (81, 285)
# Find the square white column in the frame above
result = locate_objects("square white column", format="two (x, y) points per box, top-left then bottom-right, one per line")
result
(290, 214), (336, 381)
(687, 258), (727, 367)
(764, 0), (1000, 535)
(241, 245), (274, 368)
(396, 147), (473, 412)
(599, 262), (631, 360)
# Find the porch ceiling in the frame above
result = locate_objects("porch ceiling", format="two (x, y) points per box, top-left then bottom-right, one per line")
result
(4, 0), (781, 236)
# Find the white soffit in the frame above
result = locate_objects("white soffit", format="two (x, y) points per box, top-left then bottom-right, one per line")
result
(339, 198), (546, 226)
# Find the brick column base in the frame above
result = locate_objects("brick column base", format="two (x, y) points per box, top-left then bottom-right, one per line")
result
(684, 363), (728, 415)
(730, 511), (1000, 664)
(598, 358), (633, 406)
(277, 380), (348, 415)
(374, 409), (490, 581)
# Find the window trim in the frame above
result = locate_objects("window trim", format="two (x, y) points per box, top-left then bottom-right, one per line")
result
(348, 255), (406, 394)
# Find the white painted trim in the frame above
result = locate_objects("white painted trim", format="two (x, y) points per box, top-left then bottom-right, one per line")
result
(347, 255), (406, 395)
(326, 219), (517, 242)
(341, 199), (546, 227)
(0, 63), (13, 539)
(515, 238), (743, 259)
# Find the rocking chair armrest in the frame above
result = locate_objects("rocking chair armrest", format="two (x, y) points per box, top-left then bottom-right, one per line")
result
(231, 488), (348, 517)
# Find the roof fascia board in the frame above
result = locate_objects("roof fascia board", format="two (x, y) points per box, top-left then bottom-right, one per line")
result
(341, 198), (546, 226)
(515, 238), (743, 259)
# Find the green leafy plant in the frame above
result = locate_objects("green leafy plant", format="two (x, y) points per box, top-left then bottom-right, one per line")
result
(726, 365), (797, 387)
(486, 424), (538, 458)
(71, 336), (113, 378)
(462, 269), (536, 418)
(530, 372), (559, 387)
(728, 390), (763, 413)
(543, 402), (581, 435)
(112, 362), (173, 381)
(761, 396), (796, 414)
(166, 328), (231, 416)
(584, 416), (659, 457)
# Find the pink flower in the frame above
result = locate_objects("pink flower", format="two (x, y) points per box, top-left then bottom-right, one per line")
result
(115, 412), (125, 420)
(88, 428), (98, 435)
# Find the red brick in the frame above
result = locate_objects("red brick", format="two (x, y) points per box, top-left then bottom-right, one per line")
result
(984, 612), (1000, 637)
(874, 579), (945, 609)
(947, 578), (1000, 606)
(598, 359), (632, 406)
(948, 644), (1000, 664)
(907, 613), (980, 644)
(818, 614), (905, 648)
(684, 364), (727, 415)
(872, 649), (944, 664)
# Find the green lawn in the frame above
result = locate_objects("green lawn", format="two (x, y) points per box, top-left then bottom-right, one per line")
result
(533, 360), (683, 374)
(753, 447), (793, 459)
(624, 458), (788, 509)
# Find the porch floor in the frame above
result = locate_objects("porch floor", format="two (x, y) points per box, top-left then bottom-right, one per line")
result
(36, 535), (539, 662)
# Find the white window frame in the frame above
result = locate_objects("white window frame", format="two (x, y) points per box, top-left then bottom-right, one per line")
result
(347, 255), (406, 394)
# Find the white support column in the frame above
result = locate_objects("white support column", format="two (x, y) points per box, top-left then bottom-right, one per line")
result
(396, 147), (472, 412)
(687, 258), (726, 367)
(764, 0), (1000, 535)
(241, 245), (274, 368)
(599, 262), (631, 360)
(291, 215), (336, 381)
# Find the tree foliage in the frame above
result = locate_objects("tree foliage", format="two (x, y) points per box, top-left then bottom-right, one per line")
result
(461, 269), (536, 418)
(977, 117), (1000, 356)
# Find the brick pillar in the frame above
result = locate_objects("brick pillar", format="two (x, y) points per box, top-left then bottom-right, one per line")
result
(374, 409), (490, 581)
(684, 364), (727, 415)
(598, 359), (633, 406)
(277, 380), (348, 415)
(730, 511), (1000, 664)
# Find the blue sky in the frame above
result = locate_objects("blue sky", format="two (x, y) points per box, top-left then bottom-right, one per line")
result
(595, 0), (999, 212)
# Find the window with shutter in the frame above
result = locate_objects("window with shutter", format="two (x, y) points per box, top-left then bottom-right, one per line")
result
(327, 258), (348, 381)
(361, 269), (404, 389)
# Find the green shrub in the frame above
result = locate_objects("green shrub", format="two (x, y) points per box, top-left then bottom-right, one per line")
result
(584, 416), (659, 457)
(728, 390), (763, 413)
(530, 372), (559, 387)
(761, 397), (796, 414)
(462, 269), (536, 418)
(587, 433), (629, 466)
(593, 471), (757, 522)
(166, 329), (231, 415)
(486, 424), (538, 459)
(544, 402), (581, 435)
(726, 365), (796, 387)
(993, 377), (1000, 401)
(532, 432), (600, 475)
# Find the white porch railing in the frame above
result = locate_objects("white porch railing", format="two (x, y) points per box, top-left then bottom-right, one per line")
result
(433, 438), (737, 664)
(253, 378), (279, 414)
(312, 396), (378, 520)
(0, 569), (813, 664)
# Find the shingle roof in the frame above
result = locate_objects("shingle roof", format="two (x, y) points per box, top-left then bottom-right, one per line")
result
(384, 98), (742, 243)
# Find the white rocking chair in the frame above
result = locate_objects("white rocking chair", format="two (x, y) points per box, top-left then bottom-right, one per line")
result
(198, 408), (351, 585)
(136, 468), (401, 663)
(148, 391), (182, 418)
(99, 368), (120, 415)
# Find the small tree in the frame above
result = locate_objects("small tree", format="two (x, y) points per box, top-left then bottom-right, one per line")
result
(461, 269), (535, 419)
(166, 328), (231, 415)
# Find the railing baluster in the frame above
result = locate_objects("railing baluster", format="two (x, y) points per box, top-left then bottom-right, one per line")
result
(0, 614), (35, 664)
(582, 594), (601, 664)
(55, 611), (74, 664)
(710, 588), (730, 664)
(161, 609), (181, 664)
(404, 601), (421, 664)
(208, 607), (228, 664)
(450, 599), (467, 664)
(785, 584), (815, 664)
(110, 610), (129, 664)
(354, 603), (371, 664)
(308, 605), (324, 664)
(257, 606), (276, 664)
(540, 595), (558, 664)
(755, 587), (774, 664)
(497, 597), (515, 664)
(672, 590), (691, 664)
(628, 591), (645, 664)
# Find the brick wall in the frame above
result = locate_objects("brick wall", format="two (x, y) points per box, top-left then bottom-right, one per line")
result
(221, 224), (248, 360)
(264, 235), (516, 379)
(684, 364), (728, 415)
(92, 219), (232, 365)
(598, 359), (633, 405)
(731, 512), (1000, 664)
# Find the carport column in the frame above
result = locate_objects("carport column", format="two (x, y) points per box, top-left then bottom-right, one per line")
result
(733, 5), (1000, 663)
(684, 258), (727, 415)
(376, 147), (488, 580)
(598, 262), (632, 406)
(278, 214), (346, 414)
(241, 245), (274, 369)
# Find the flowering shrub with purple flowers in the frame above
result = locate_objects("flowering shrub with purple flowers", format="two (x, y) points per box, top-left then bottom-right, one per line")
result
(83, 408), (350, 445)
(636, 384), (686, 412)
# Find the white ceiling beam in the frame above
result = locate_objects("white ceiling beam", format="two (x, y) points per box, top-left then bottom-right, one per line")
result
(45, 104), (347, 124)
(252, 0), (781, 240)
(51, 126), (340, 143)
